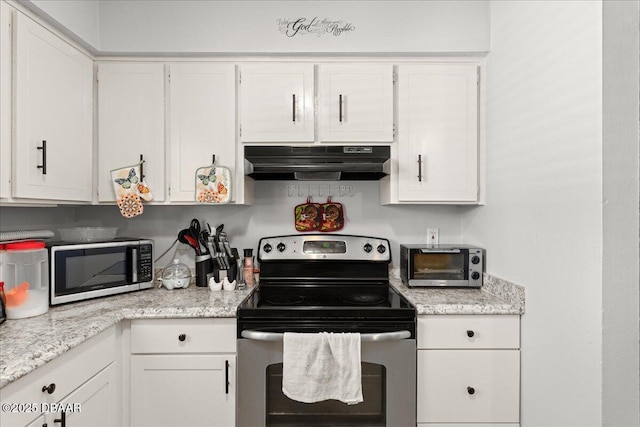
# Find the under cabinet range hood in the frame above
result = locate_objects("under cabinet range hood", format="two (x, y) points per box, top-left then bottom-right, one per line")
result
(244, 145), (391, 181)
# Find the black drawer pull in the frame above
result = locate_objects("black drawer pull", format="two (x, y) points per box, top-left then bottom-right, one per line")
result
(53, 410), (66, 426)
(41, 383), (56, 394)
(466, 330), (475, 338)
(178, 334), (186, 342)
(467, 386), (475, 395)
(37, 140), (47, 175)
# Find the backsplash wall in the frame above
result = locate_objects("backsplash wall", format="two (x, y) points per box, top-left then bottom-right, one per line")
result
(0, 181), (466, 269)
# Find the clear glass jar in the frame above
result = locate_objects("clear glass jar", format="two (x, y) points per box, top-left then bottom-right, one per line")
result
(4, 241), (49, 319)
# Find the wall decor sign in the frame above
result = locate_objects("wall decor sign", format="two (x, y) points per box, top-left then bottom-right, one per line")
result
(277, 17), (355, 37)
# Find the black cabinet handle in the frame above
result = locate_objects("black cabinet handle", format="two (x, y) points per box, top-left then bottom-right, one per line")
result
(178, 334), (186, 342)
(466, 330), (475, 338)
(292, 94), (296, 122)
(467, 386), (475, 395)
(417, 154), (422, 182)
(41, 383), (56, 394)
(225, 360), (230, 394)
(54, 411), (66, 426)
(139, 154), (145, 181)
(37, 140), (47, 175)
(339, 94), (343, 122)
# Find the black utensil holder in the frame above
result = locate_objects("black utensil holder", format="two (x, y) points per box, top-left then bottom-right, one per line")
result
(195, 254), (213, 287)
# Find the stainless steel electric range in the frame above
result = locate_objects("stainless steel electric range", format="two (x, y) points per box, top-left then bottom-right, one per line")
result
(237, 234), (416, 427)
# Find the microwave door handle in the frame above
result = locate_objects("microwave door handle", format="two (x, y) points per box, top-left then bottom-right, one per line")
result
(241, 330), (411, 342)
(130, 247), (138, 283)
(419, 248), (461, 254)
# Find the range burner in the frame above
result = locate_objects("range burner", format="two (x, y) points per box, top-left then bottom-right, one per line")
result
(265, 295), (304, 306)
(339, 292), (387, 306)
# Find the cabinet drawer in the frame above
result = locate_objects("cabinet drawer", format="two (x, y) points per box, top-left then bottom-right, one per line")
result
(130, 318), (236, 354)
(418, 315), (519, 349)
(0, 327), (117, 427)
(417, 350), (520, 423)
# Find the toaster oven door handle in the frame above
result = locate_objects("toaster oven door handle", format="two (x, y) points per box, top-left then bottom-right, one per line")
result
(419, 248), (461, 253)
(241, 330), (411, 342)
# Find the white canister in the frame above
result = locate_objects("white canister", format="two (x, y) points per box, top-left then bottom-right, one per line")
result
(3, 241), (49, 319)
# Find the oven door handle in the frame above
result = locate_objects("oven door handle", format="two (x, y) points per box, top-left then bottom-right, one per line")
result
(240, 330), (411, 342)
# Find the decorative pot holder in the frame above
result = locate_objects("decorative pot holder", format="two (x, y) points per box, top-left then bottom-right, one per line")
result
(294, 197), (322, 232)
(195, 159), (231, 204)
(320, 197), (345, 232)
(110, 162), (153, 219)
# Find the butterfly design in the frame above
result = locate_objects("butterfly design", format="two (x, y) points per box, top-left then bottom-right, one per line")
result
(197, 168), (216, 185)
(114, 168), (139, 189)
(137, 183), (150, 194)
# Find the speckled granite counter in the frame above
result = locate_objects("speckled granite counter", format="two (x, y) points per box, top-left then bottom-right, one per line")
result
(389, 271), (525, 315)
(0, 286), (251, 388)
(1, 272), (524, 389)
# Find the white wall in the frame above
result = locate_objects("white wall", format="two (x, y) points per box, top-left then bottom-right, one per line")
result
(601, 1), (640, 425)
(462, 1), (639, 425)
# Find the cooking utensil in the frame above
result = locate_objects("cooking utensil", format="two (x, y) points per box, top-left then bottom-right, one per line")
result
(178, 229), (199, 254)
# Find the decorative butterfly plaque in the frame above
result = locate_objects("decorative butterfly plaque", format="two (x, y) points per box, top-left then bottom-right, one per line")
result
(195, 160), (231, 204)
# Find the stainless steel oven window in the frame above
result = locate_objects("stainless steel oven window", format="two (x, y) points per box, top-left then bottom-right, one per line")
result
(265, 362), (386, 426)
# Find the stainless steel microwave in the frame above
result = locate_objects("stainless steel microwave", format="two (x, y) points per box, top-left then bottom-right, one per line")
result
(48, 239), (154, 305)
(400, 245), (484, 288)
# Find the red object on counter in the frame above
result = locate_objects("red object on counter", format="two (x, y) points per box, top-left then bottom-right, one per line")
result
(5, 241), (46, 250)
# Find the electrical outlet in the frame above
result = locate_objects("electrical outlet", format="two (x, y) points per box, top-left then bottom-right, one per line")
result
(427, 228), (439, 245)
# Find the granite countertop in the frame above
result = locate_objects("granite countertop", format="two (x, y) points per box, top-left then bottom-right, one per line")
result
(0, 285), (252, 389)
(389, 273), (525, 315)
(0, 272), (524, 389)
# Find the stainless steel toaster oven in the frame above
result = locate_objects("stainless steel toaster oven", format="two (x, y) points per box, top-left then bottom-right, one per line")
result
(400, 245), (484, 287)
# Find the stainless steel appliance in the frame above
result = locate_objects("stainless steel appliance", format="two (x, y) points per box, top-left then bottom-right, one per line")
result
(244, 145), (390, 180)
(237, 234), (416, 427)
(48, 238), (153, 305)
(400, 244), (484, 288)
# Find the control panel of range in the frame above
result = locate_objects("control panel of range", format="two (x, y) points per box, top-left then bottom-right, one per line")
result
(258, 234), (391, 262)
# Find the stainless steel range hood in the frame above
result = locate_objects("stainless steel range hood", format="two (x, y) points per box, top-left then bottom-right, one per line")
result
(244, 145), (391, 181)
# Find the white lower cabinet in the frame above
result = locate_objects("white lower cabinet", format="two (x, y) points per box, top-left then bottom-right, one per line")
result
(417, 315), (520, 426)
(0, 327), (119, 427)
(129, 318), (236, 427)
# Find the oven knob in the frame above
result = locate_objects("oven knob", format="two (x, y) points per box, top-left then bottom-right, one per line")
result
(376, 244), (387, 254)
(263, 243), (273, 253)
(471, 255), (481, 264)
(277, 242), (286, 252)
(471, 271), (481, 280)
(363, 243), (373, 253)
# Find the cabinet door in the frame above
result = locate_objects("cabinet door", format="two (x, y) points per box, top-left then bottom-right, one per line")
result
(318, 64), (393, 142)
(169, 63), (236, 202)
(45, 363), (119, 427)
(398, 64), (478, 202)
(97, 63), (165, 202)
(130, 355), (235, 427)
(0, 2), (12, 199)
(13, 12), (93, 202)
(240, 63), (314, 142)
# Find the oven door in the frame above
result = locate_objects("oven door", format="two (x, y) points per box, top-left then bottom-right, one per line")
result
(237, 331), (416, 427)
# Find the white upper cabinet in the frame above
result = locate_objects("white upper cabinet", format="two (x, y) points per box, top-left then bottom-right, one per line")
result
(12, 11), (93, 202)
(386, 63), (479, 203)
(0, 1), (12, 200)
(97, 63), (165, 202)
(240, 63), (314, 142)
(318, 64), (393, 142)
(168, 63), (236, 202)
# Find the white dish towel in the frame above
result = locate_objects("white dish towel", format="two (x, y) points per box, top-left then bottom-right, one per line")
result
(282, 332), (363, 405)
